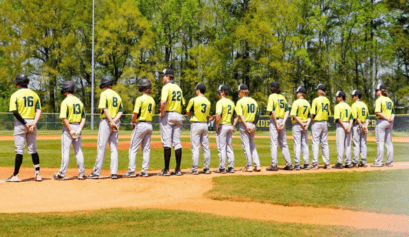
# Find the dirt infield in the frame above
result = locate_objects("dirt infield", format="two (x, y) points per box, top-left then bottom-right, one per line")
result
(81, 141), (230, 149)
(0, 134), (408, 143)
(0, 163), (409, 232)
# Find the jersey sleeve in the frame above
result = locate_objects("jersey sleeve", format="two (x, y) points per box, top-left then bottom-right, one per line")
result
(290, 101), (298, 117)
(181, 92), (185, 106)
(186, 99), (194, 113)
(392, 101), (395, 114)
(328, 101), (332, 116)
(161, 86), (169, 102)
(375, 98), (381, 113)
(334, 105), (340, 120)
(133, 98), (142, 114)
(98, 93), (107, 110)
(35, 94), (41, 110)
(216, 101), (222, 114)
(118, 101), (123, 112)
(351, 104), (357, 120)
(266, 95), (273, 112)
(285, 102), (289, 112)
(235, 101), (243, 116)
(9, 93), (17, 111)
(59, 101), (68, 119)
(81, 107), (86, 119)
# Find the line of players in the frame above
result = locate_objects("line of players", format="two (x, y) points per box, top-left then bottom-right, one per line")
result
(5, 69), (395, 181)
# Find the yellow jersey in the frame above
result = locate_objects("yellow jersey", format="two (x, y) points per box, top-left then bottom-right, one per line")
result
(351, 101), (369, 123)
(133, 94), (156, 122)
(161, 81), (185, 113)
(334, 102), (352, 123)
(59, 95), (85, 123)
(9, 88), (41, 119)
(290, 98), (310, 123)
(266, 93), (289, 119)
(186, 96), (211, 122)
(311, 96), (331, 121)
(98, 89), (123, 118)
(375, 96), (395, 119)
(235, 96), (259, 123)
(216, 98), (235, 125)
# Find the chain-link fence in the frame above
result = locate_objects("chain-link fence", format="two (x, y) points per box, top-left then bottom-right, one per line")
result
(0, 112), (408, 131)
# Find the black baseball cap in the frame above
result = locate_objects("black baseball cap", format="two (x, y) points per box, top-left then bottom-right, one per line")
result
(217, 85), (229, 92)
(160, 68), (174, 77)
(195, 83), (206, 91)
(296, 86), (306, 94)
(351, 89), (362, 96)
(335, 91), (346, 97)
(375, 84), (387, 91)
(270, 81), (280, 88)
(315, 84), (326, 91)
(236, 84), (248, 92)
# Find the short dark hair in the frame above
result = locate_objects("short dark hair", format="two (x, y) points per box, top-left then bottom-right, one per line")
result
(270, 87), (281, 94)
(198, 88), (205, 94)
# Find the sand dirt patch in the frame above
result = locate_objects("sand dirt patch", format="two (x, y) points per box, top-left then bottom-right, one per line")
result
(0, 163), (409, 233)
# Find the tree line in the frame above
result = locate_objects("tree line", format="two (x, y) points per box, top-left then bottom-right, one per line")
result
(0, 0), (408, 114)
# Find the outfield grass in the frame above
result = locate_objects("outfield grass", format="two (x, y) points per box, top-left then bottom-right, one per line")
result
(0, 209), (405, 237)
(207, 170), (409, 215)
(0, 132), (408, 171)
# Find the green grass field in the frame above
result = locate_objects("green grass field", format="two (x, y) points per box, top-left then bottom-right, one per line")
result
(207, 169), (409, 215)
(0, 209), (405, 237)
(0, 130), (407, 171)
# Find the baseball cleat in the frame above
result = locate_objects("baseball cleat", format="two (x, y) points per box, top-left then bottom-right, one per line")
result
(323, 164), (331, 169)
(294, 165), (301, 171)
(303, 164), (310, 170)
(158, 169), (170, 176)
(385, 163), (393, 167)
(213, 169), (226, 174)
(5, 175), (20, 182)
(53, 174), (64, 180)
(226, 167), (235, 173)
(87, 173), (99, 179)
(370, 163), (384, 167)
(138, 172), (149, 177)
(351, 163), (358, 168)
(358, 163), (368, 168)
(202, 169), (211, 174)
(35, 172), (42, 182)
(123, 171), (137, 178)
(266, 166), (278, 171)
(253, 166), (261, 172)
(283, 165), (293, 171)
(242, 167), (253, 172)
(111, 174), (118, 179)
(332, 163), (343, 169)
(312, 165), (319, 170)
(78, 173), (85, 180)
(344, 164), (353, 168)
(171, 170), (182, 176)
(187, 170), (199, 175)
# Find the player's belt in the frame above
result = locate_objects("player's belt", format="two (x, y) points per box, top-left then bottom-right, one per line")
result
(70, 122), (80, 125)
(191, 121), (206, 123)
(138, 120), (151, 123)
(165, 111), (180, 114)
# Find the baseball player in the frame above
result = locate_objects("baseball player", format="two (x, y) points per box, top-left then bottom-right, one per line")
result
(310, 84), (331, 169)
(186, 83), (211, 175)
(88, 76), (123, 179)
(214, 85), (236, 174)
(372, 84), (395, 167)
(124, 78), (155, 178)
(53, 81), (86, 180)
(332, 91), (353, 169)
(350, 89), (369, 167)
(290, 86), (311, 171)
(6, 74), (42, 182)
(232, 84), (261, 172)
(266, 81), (292, 171)
(159, 68), (185, 176)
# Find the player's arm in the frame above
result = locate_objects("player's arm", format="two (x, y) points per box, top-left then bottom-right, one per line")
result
(33, 108), (42, 128)
(112, 101), (123, 123)
(390, 104), (395, 123)
(215, 113), (221, 132)
(281, 103), (290, 128)
(160, 87), (169, 118)
(12, 110), (29, 127)
(185, 99), (193, 117)
(310, 100), (316, 121)
(79, 108), (86, 132)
